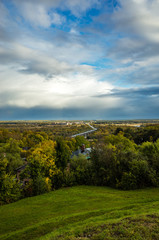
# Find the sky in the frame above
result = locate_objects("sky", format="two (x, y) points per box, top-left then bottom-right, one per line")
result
(0, 0), (159, 120)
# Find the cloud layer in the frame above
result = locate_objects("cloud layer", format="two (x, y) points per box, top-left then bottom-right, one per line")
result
(0, 0), (159, 120)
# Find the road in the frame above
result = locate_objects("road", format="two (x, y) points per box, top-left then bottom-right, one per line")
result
(71, 123), (97, 138)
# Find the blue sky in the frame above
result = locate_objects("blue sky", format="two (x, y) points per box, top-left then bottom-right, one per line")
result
(0, 0), (159, 120)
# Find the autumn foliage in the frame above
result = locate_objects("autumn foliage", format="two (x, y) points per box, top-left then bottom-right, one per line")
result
(1, 123), (159, 204)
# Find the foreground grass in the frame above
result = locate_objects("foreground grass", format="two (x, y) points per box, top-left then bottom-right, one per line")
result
(0, 186), (159, 240)
(57, 214), (159, 240)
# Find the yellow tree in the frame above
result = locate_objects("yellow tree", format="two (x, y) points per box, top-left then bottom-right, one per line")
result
(26, 140), (60, 194)
(28, 140), (59, 179)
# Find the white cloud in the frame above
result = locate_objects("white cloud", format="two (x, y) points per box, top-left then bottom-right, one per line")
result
(1, 0), (159, 119)
(0, 2), (8, 28)
(19, 3), (65, 27)
(114, 0), (159, 43)
(98, 0), (159, 86)
(17, 2), (52, 28)
(51, 12), (65, 25)
(12, 0), (100, 28)
(0, 64), (114, 110)
(63, 0), (100, 17)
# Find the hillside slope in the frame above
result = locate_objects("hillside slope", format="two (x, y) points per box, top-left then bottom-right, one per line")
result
(0, 186), (159, 239)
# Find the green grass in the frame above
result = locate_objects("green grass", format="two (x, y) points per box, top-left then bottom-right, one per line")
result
(0, 186), (159, 240)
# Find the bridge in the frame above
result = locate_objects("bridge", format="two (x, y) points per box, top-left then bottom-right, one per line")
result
(71, 123), (97, 138)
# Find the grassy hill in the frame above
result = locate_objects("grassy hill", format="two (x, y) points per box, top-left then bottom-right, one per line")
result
(0, 186), (159, 240)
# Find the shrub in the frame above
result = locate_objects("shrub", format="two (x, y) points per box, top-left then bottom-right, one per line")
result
(118, 172), (137, 190)
(33, 175), (52, 196)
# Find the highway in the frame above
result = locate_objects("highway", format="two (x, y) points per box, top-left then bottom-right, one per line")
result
(71, 123), (97, 138)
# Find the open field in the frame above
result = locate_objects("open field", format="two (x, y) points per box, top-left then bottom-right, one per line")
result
(1, 186), (159, 239)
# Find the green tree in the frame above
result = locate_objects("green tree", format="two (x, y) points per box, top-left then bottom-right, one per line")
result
(0, 138), (23, 174)
(70, 154), (92, 185)
(55, 137), (70, 170)
(91, 143), (117, 186)
(0, 154), (21, 204)
(75, 136), (90, 149)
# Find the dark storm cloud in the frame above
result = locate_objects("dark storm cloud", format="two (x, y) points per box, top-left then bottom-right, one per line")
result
(94, 85), (159, 119)
(96, 86), (159, 98)
(1, 101), (159, 121)
(0, 106), (105, 121)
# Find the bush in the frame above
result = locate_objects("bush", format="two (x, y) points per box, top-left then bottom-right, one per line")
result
(70, 154), (92, 185)
(51, 170), (64, 189)
(118, 172), (137, 190)
(63, 169), (76, 187)
(33, 175), (52, 196)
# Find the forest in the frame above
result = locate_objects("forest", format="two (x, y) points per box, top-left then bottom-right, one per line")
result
(1, 121), (159, 205)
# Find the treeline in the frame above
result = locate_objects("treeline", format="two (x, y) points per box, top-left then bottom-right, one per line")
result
(89, 124), (159, 144)
(1, 126), (159, 205)
(114, 125), (159, 144)
(0, 122), (90, 137)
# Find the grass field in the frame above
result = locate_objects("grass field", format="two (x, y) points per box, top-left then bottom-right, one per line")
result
(0, 186), (159, 239)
